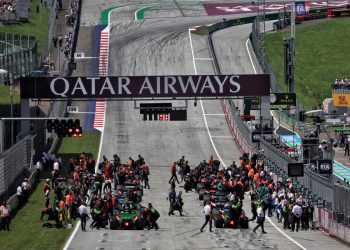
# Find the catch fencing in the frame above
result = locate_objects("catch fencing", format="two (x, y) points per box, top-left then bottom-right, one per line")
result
(41, 0), (59, 62)
(0, 130), (45, 202)
(0, 33), (38, 83)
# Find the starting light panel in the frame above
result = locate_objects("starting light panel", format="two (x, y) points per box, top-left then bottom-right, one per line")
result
(140, 103), (187, 121)
(45, 119), (82, 138)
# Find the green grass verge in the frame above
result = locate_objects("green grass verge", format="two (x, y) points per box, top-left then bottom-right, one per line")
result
(0, 0), (51, 52)
(56, 131), (100, 164)
(0, 180), (74, 250)
(0, 131), (101, 250)
(265, 18), (350, 110)
(0, 84), (20, 116)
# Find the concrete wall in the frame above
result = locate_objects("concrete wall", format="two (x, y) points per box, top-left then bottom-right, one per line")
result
(1, 136), (29, 193)
(314, 207), (350, 245)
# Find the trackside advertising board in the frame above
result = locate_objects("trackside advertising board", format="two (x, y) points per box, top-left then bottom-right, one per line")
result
(20, 75), (270, 99)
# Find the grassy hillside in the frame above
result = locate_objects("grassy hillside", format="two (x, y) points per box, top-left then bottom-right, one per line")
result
(265, 18), (350, 109)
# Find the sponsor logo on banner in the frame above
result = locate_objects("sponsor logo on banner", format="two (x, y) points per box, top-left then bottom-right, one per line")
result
(318, 159), (333, 175)
(304, 159), (333, 175)
(295, 1), (310, 17)
(332, 93), (350, 106)
(204, 1), (349, 16)
(246, 93), (296, 110)
(20, 75), (270, 99)
(251, 131), (273, 143)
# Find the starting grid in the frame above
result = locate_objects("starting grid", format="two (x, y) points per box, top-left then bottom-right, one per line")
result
(203, 1), (350, 15)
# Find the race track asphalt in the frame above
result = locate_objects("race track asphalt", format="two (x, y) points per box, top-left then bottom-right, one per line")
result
(67, 2), (350, 250)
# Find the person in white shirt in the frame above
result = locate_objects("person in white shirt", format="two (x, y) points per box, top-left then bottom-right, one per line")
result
(53, 160), (60, 172)
(21, 178), (30, 203)
(253, 202), (267, 234)
(291, 202), (303, 232)
(50, 153), (56, 169)
(200, 202), (213, 232)
(36, 160), (42, 180)
(229, 192), (235, 202)
(44, 188), (50, 208)
(78, 203), (89, 231)
(16, 184), (22, 205)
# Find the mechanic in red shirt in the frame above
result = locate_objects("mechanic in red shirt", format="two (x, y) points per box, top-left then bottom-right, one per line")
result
(168, 162), (180, 184)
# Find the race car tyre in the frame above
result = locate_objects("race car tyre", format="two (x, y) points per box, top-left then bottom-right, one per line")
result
(214, 220), (224, 228)
(198, 189), (205, 200)
(139, 185), (144, 196)
(135, 219), (144, 230)
(137, 190), (142, 201)
(196, 184), (204, 193)
(239, 216), (249, 229)
(109, 215), (117, 230)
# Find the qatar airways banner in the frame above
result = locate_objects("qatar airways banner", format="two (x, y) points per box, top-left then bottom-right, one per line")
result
(20, 75), (270, 99)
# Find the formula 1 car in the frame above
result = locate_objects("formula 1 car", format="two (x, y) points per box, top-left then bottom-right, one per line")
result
(109, 203), (144, 230)
(212, 204), (249, 229)
(212, 205), (238, 229)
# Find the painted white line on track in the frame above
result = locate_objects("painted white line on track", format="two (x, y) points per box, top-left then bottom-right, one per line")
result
(266, 217), (308, 250)
(135, 6), (148, 20)
(211, 135), (233, 138)
(204, 113), (226, 116)
(200, 100), (227, 169)
(62, 221), (81, 250)
(194, 57), (213, 60)
(188, 29), (226, 169)
(245, 37), (307, 250)
(188, 29), (198, 75)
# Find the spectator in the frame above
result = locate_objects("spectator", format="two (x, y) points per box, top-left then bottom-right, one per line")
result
(0, 0), (16, 14)
(16, 184), (22, 205)
(0, 201), (11, 231)
(53, 159), (60, 173)
(58, 35), (63, 48)
(345, 136), (350, 156)
(36, 160), (42, 180)
(21, 178), (30, 203)
(44, 179), (50, 208)
(52, 35), (57, 48)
